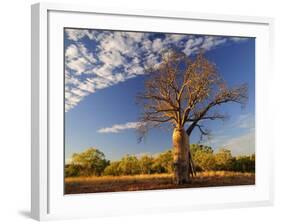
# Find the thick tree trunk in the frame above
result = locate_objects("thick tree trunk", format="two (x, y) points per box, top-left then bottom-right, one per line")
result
(172, 127), (190, 184)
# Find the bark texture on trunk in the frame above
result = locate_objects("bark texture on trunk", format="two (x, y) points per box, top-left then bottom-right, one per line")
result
(172, 127), (190, 184)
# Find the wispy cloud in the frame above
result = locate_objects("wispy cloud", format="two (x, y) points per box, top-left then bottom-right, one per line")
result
(202, 113), (255, 155)
(230, 37), (249, 43)
(223, 130), (255, 156)
(97, 122), (143, 134)
(203, 129), (255, 156)
(234, 113), (255, 129)
(65, 29), (251, 112)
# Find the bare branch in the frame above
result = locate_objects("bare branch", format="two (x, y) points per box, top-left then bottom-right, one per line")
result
(187, 112), (228, 122)
(192, 123), (211, 142)
(137, 50), (248, 140)
(186, 84), (248, 136)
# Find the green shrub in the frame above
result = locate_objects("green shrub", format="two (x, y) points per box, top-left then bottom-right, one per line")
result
(152, 150), (173, 174)
(139, 155), (154, 174)
(65, 164), (82, 177)
(103, 161), (122, 176)
(118, 155), (141, 175)
(70, 148), (109, 176)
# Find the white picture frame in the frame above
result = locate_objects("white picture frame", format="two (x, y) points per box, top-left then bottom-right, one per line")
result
(31, 2), (274, 221)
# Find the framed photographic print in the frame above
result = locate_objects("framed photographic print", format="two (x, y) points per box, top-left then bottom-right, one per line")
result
(31, 2), (274, 221)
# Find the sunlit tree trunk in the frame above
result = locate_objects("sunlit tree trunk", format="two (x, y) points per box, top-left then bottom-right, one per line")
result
(138, 52), (248, 185)
(172, 127), (190, 184)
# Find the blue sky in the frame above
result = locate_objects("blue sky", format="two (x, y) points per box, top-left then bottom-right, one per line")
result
(64, 28), (255, 161)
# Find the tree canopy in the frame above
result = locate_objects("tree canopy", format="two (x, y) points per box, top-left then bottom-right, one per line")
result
(70, 148), (109, 176)
(65, 146), (255, 177)
(137, 51), (248, 139)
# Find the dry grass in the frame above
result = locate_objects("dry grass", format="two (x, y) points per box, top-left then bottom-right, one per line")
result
(65, 173), (173, 183)
(65, 171), (255, 194)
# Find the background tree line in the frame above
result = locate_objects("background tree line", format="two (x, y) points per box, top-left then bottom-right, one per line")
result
(65, 146), (255, 177)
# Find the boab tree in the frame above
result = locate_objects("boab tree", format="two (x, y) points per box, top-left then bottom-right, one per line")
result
(137, 51), (248, 184)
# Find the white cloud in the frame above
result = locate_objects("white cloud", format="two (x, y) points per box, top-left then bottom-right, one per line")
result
(65, 29), (245, 112)
(230, 37), (249, 42)
(71, 88), (87, 97)
(67, 57), (88, 75)
(65, 44), (79, 60)
(144, 53), (161, 69)
(141, 38), (153, 52)
(182, 37), (203, 55)
(125, 32), (144, 42)
(152, 38), (163, 52)
(200, 36), (227, 51)
(97, 122), (143, 133)
(99, 50), (124, 67)
(65, 92), (84, 111)
(65, 29), (89, 41)
(77, 44), (97, 64)
(100, 32), (135, 55)
(65, 29), (102, 41)
(167, 34), (186, 42)
(65, 43), (97, 75)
